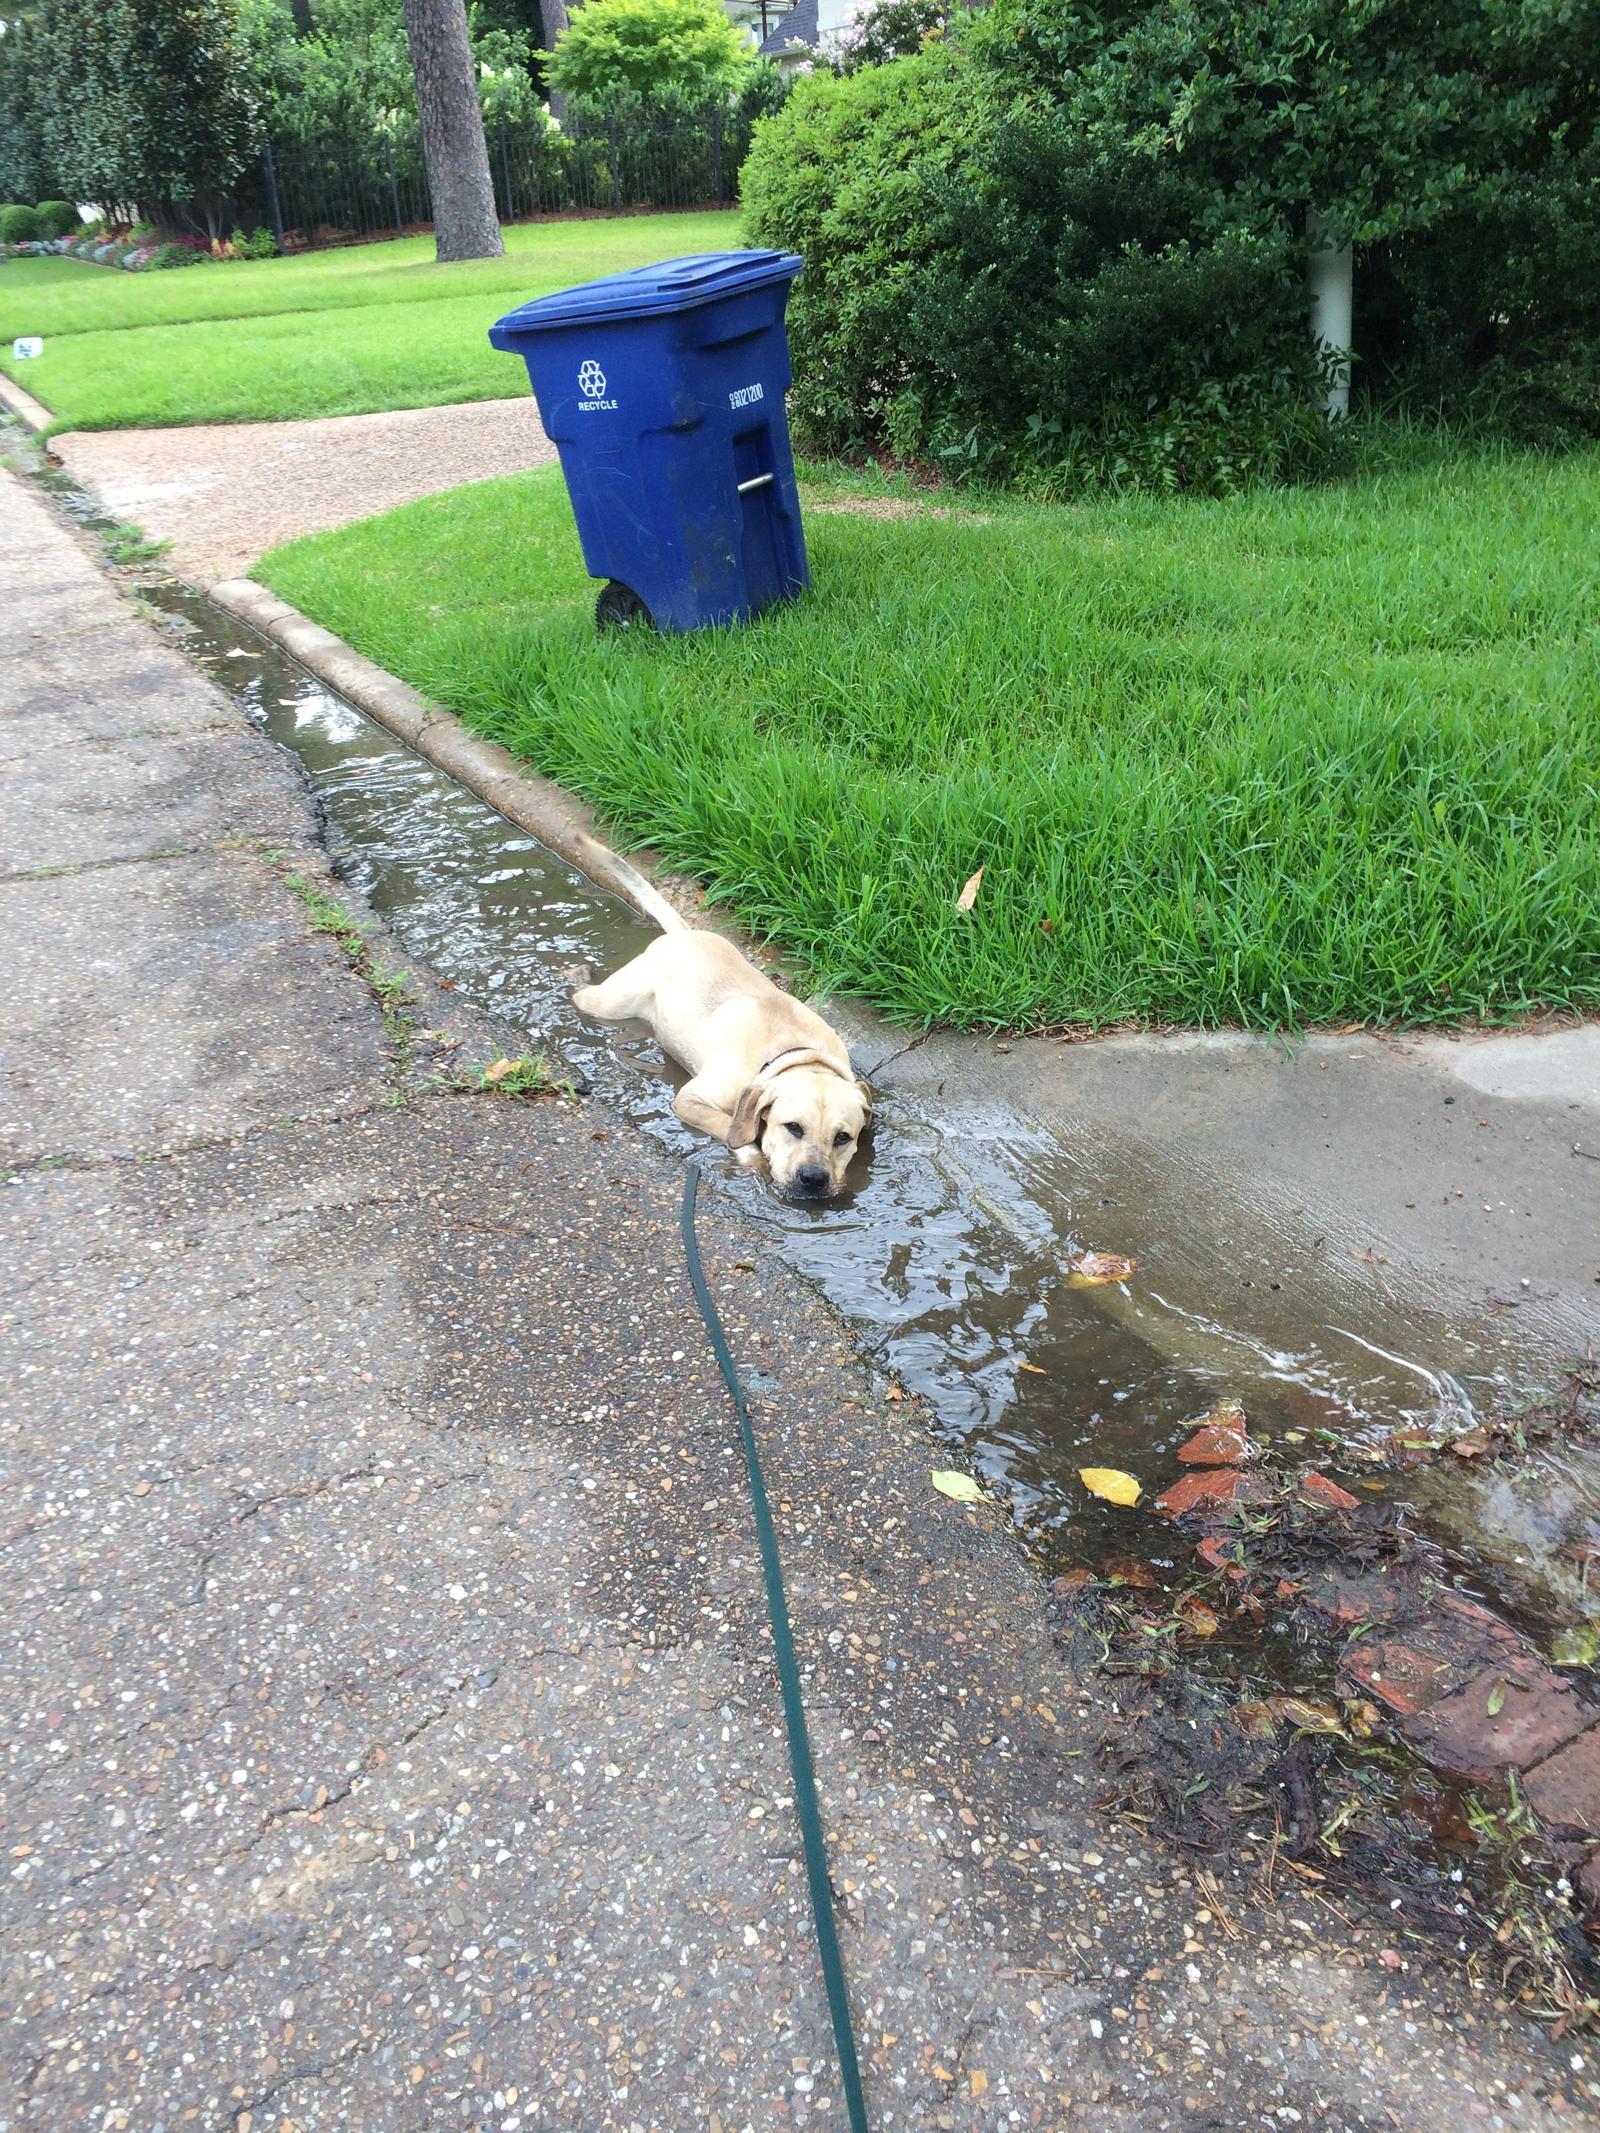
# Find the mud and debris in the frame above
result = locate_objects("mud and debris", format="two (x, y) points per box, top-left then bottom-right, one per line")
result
(1048, 1376), (1600, 2023)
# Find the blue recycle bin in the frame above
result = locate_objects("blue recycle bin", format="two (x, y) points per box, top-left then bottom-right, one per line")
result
(488, 250), (809, 634)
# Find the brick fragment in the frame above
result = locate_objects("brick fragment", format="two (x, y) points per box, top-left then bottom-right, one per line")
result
(1403, 1669), (1591, 1783)
(1340, 1604), (1532, 1718)
(1298, 1471), (1360, 1513)
(1154, 1469), (1242, 1520)
(1177, 1422), (1248, 1467)
(1522, 1725), (1600, 1839)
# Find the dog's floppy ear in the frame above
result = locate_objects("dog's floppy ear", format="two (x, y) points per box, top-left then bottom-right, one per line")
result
(727, 1080), (773, 1150)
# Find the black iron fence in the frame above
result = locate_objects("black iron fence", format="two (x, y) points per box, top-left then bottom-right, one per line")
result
(245, 104), (756, 252)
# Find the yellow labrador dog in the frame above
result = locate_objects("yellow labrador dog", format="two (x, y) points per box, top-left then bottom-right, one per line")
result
(570, 897), (869, 1200)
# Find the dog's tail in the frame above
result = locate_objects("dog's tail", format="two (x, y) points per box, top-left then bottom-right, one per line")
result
(572, 833), (687, 934)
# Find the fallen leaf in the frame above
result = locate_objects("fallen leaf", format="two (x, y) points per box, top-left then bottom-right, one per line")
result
(481, 1057), (518, 1084)
(1550, 1623), (1600, 1668)
(1485, 1678), (1507, 1717)
(955, 867), (985, 911)
(1079, 1466), (1141, 1507)
(1017, 1360), (1046, 1375)
(1065, 1249), (1137, 1287)
(1278, 1695), (1346, 1736)
(1234, 1700), (1280, 1740)
(931, 1470), (984, 1503)
(1447, 1428), (1496, 1460)
(1050, 1567), (1093, 1596)
(1101, 1553), (1157, 1588)
(1176, 1594), (1219, 1636)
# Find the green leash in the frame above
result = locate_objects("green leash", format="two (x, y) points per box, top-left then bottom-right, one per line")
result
(680, 1164), (871, 2133)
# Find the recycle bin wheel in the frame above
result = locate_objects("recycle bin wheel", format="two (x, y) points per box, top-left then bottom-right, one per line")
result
(595, 580), (653, 633)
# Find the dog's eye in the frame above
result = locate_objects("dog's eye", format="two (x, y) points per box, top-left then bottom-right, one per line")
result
(784, 1120), (803, 1139)
(832, 1131), (853, 1148)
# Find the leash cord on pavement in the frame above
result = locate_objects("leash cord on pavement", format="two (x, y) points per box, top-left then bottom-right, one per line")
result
(680, 1163), (871, 2133)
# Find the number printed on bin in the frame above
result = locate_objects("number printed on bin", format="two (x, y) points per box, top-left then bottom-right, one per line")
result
(729, 382), (764, 410)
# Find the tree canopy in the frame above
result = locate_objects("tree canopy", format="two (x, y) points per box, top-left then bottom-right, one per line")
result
(546, 0), (754, 107)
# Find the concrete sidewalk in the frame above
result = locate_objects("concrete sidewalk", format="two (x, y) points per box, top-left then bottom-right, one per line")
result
(1, 453), (1592, 2131)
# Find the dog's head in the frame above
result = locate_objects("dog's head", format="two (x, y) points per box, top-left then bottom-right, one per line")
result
(729, 1057), (870, 1200)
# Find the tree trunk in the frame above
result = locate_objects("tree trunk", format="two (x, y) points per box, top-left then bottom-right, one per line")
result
(288, 0), (313, 31)
(541, 0), (571, 125)
(402, 0), (505, 262)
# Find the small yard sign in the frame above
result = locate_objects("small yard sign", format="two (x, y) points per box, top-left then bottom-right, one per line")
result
(12, 337), (43, 360)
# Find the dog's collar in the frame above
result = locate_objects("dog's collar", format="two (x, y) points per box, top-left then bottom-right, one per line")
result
(756, 1044), (850, 1085)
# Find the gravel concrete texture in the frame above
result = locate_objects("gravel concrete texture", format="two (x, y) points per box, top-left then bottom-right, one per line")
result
(48, 395), (556, 582)
(3, 456), (1597, 2132)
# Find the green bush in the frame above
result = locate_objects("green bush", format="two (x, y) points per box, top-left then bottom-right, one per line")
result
(745, 0), (1600, 487)
(234, 224), (279, 260)
(33, 198), (79, 238)
(148, 240), (211, 269)
(0, 203), (40, 243)
(902, 112), (1337, 492)
(742, 48), (980, 449)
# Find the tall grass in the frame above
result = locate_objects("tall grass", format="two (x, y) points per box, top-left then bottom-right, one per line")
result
(256, 448), (1600, 1030)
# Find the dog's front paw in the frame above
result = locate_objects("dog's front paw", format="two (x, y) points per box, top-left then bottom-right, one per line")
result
(730, 1144), (765, 1170)
(562, 961), (593, 991)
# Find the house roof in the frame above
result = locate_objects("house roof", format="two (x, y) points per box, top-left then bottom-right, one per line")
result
(758, 0), (818, 58)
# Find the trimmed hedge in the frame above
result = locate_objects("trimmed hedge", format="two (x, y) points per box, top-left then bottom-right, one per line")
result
(0, 203), (40, 243)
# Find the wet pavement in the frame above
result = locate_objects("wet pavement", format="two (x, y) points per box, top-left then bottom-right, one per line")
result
(3, 439), (1599, 2129)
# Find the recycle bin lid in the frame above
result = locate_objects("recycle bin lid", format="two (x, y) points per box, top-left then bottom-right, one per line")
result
(488, 250), (803, 342)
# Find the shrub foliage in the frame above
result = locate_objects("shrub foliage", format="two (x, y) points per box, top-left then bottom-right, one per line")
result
(743, 0), (1600, 487)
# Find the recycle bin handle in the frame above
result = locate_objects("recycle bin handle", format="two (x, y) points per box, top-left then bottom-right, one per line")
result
(737, 473), (775, 494)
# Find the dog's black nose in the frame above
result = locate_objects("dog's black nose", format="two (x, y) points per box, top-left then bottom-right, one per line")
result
(796, 1165), (829, 1196)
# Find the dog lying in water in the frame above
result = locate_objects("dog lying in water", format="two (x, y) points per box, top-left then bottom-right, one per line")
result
(569, 894), (870, 1200)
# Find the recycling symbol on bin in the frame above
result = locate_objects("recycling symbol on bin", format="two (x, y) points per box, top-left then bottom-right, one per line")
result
(578, 358), (607, 399)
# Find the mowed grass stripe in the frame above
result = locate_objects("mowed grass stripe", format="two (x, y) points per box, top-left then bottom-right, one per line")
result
(255, 446), (1600, 1030)
(0, 212), (738, 339)
(0, 211), (739, 428)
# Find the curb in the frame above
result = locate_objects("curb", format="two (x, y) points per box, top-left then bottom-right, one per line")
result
(208, 577), (699, 933)
(0, 371), (55, 432)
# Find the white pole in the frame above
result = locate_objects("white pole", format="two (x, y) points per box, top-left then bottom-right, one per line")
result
(1306, 207), (1353, 419)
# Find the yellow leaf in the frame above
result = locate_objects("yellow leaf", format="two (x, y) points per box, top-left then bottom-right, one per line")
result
(931, 1469), (984, 1503)
(482, 1057), (518, 1084)
(1018, 1361), (1046, 1375)
(955, 867), (984, 911)
(1078, 1466), (1142, 1507)
(1066, 1249), (1137, 1287)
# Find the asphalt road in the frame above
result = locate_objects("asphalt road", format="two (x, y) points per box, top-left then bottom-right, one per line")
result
(1, 450), (1592, 2131)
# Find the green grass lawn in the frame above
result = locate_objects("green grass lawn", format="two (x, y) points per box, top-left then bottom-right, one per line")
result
(254, 447), (1600, 1031)
(0, 211), (738, 429)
